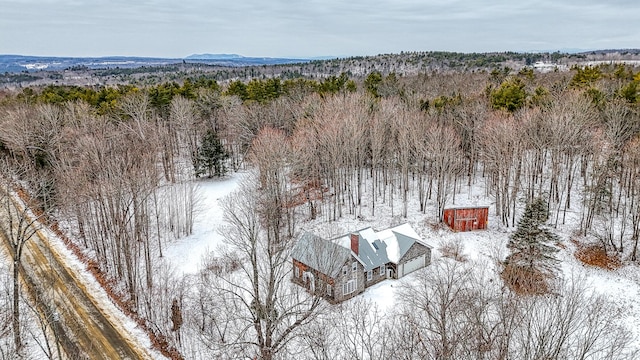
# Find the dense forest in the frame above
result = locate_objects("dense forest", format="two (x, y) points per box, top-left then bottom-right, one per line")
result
(0, 59), (639, 359)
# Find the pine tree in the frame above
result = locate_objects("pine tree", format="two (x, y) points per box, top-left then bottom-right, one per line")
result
(194, 130), (229, 178)
(504, 197), (560, 292)
(490, 77), (527, 112)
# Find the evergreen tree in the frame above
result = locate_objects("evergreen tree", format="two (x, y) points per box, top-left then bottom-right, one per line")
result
(364, 71), (383, 98)
(505, 197), (560, 276)
(225, 80), (249, 101)
(569, 65), (602, 88)
(490, 77), (527, 112)
(194, 130), (229, 178)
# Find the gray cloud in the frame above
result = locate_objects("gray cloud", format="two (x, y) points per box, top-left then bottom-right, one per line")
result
(0, 0), (637, 57)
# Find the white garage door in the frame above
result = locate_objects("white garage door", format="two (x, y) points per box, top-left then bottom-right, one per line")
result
(401, 255), (425, 277)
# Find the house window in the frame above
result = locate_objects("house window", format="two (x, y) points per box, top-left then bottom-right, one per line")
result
(342, 266), (348, 275)
(367, 270), (372, 281)
(327, 284), (332, 296)
(294, 266), (300, 278)
(379, 265), (385, 276)
(343, 279), (356, 295)
(352, 262), (357, 272)
(308, 273), (315, 292)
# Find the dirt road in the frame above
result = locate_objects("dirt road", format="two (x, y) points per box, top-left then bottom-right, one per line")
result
(0, 197), (157, 359)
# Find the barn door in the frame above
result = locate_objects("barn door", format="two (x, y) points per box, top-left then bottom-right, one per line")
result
(472, 219), (479, 230)
(462, 220), (474, 232)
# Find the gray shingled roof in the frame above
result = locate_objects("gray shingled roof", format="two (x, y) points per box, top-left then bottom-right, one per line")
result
(293, 224), (431, 276)
(291, 232), (350, 277)
(351, 234), (389, 271)
(392, 231), (416, 262)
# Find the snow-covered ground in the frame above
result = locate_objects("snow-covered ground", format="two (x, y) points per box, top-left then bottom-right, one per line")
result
(164, 172), (640, 352)
(164, 172), (245, 275)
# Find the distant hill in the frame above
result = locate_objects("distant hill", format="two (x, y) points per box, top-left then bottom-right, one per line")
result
(527, 48), (591, 54)
(0, 54), (311, 73)
(580, 49), (640, 55)
(185, 53), (243, 60)
(0, 55), (182, 73)
(183, 53), (309, 66)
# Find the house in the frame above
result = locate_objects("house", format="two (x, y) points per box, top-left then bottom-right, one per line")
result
(291, 224), (432, 303)
(443, 206), (489, 232)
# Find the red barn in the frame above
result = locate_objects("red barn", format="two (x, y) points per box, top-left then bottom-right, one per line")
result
(443, 206), (489, 232)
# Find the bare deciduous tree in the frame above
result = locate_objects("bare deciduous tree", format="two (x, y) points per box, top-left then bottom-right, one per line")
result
(395, 258), (636, 360)
(0, 170), (48, 355)
(208, 175), (325, 360)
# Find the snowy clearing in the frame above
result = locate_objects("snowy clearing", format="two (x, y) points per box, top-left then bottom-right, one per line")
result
(163, 169), (640, 354)
(164, 172), (244, 274)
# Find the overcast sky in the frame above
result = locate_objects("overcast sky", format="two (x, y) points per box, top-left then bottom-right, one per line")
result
(0, 0), (638, 58)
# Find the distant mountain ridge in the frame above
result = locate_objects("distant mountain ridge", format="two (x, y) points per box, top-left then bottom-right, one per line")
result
(185, 53), (243, 60)
(183, 53), (309, 66)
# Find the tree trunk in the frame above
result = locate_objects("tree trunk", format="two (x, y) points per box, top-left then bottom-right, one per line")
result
(13, 259), (22, 354)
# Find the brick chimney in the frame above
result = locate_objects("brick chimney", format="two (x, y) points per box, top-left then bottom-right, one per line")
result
(350, 233), (359, 255)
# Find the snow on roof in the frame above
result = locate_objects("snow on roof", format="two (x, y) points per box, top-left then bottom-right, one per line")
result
(334, 233), (350, 249)
(332, 228), (387, 271)
(329, 223), (425, 266)
(445, 205), (490, 210)
(377, 223), (427, 263)
(383, 233), (400, 263)
(359, 227), (378, 243)
(388, 223), (421, 240)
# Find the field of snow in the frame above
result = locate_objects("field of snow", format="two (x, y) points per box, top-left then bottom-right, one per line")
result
(164, 171), (640, 351)
(163, 172), (245, 275)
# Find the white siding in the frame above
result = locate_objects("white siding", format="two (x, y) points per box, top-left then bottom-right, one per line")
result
(400, 255), (425, 277)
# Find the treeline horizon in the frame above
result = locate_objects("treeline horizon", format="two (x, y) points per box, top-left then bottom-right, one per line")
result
(3, 47), (640, 88)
